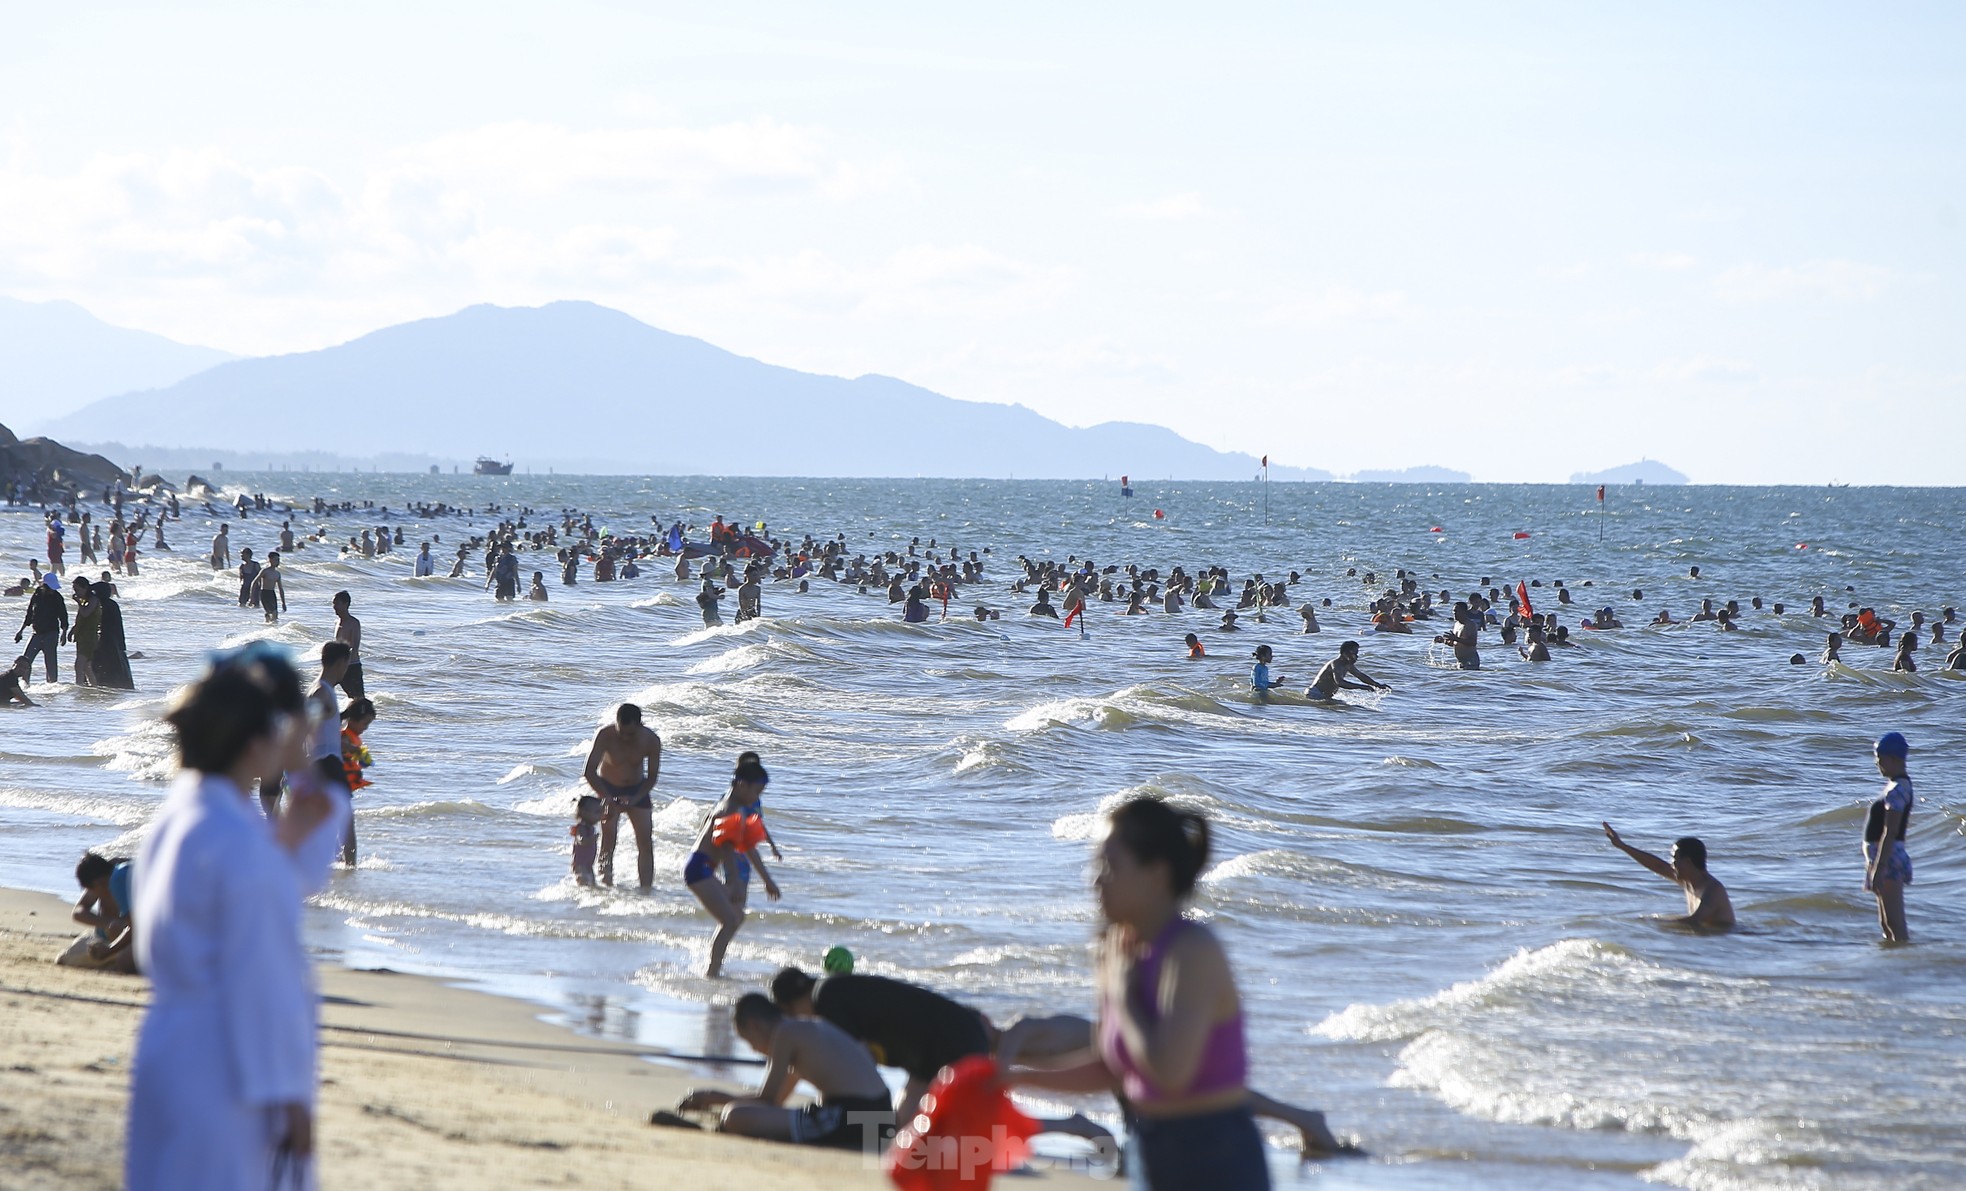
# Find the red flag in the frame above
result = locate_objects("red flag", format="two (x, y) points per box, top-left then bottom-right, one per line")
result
(1261, 455), (1268, 469)
(1596, 485), (1605, 502)
(1063, 602), (1081, 628)
(1518, 580), (1532, 618)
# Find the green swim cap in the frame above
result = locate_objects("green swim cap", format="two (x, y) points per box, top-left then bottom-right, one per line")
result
(823, 946), (854, 975)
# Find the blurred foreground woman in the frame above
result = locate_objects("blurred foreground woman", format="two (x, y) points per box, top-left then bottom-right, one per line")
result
(127, 643), (349, 1190)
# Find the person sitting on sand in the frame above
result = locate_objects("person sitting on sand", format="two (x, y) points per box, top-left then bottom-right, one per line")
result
(1307, 641), (1389, 700)
(59, 851), (137, 971)
(674, 993), (893, 1151)
(1601, 823), (1735, 928)
(770, 967), (992, 1129)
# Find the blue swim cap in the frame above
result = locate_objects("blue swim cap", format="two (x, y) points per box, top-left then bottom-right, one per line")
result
(1874, 732), (1909, 758)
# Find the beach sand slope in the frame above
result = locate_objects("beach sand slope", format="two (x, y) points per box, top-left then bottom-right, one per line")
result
(0, 887), (883, 1190)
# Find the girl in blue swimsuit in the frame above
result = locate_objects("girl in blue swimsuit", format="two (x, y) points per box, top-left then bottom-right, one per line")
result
(684, 752), (781, 978)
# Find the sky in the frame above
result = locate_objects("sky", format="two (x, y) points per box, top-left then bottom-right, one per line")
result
(2, 2), (1962, 484)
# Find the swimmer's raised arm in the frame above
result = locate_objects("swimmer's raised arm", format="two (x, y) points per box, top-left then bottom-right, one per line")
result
(1603, 823), (1675, 882)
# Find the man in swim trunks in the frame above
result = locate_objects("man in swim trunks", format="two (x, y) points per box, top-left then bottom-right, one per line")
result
(676, 994), (892, 1151)
(771, 967), (992, 1128)
(1307, 641), (1389, 699)
(332, 591), (364, 698)
(1602, 823), (1735, 928)
(582, 703), (661, 890)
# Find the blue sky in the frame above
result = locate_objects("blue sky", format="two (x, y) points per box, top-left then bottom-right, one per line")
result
(2, 3), (1961, 483)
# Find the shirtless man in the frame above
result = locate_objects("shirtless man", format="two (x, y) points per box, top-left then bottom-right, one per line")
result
(582, 703), (661, 890)
(1307, 640), (1389, 700)
(210, 524), (230, 570)
(675, 994), (891, 1151)
(1602, 823), (1735, 928)
(332, 591), (364, 698)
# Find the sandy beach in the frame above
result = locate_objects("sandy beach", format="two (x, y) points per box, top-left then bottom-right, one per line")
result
(0, 885), (892, 1190)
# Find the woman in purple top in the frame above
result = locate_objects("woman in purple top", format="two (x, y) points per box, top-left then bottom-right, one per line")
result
(1010, 796), (1267, 1189)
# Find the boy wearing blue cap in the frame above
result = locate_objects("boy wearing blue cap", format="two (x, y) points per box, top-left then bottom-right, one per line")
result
(1865, 733), (1913, 943)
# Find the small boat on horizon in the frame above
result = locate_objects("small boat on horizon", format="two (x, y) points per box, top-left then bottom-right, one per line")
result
(474, 457), (514, 476)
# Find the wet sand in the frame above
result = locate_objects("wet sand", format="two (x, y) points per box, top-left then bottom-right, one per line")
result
(0, 886), (886, 1190)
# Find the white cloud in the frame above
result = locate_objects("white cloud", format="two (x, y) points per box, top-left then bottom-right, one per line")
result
(1654, 355), (1758, 385)
(1626, 250), (1698, 271)
(1713, 259), (1893, 304)
(1110, 192), (1223, 220)
(1260, 286), (1411, 325)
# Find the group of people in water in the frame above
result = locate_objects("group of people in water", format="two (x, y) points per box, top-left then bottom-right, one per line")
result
(8, 480), (1953, 1191)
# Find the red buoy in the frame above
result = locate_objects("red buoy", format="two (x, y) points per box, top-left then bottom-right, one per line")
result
(1153, 509), (1165, 519)
(1513, 532), (1531, 540)
(1430, 526), (1443, 533)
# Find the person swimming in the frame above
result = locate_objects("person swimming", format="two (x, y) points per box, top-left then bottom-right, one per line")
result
(1602, 823), (1735, 928)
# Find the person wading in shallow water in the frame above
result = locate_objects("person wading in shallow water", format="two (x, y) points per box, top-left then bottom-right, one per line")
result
(582, 703), (661, 891)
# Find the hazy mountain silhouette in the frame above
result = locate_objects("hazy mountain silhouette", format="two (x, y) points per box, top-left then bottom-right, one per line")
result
(0, 297), (234, 431)
(44, 301), (1330, 481)
(1570, 459), (1690, 485)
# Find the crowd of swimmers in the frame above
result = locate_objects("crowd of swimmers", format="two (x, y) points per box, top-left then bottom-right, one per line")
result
(5, 482), (1955, 1190)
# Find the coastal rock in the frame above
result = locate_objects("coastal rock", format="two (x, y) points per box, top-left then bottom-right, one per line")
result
(0, 423), (127, 495)
(185, 474), (218, 496)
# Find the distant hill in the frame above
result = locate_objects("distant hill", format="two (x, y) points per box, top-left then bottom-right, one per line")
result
(1348, 465), (1472, 483)
(44, 302), (1331, 481)
(1570, 459), (1690, 485)
(0, 297), (234, 432)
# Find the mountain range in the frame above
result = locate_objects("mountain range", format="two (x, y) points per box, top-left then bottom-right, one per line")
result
(0, 297), (234, 432)
(37, 301), (1328, 481)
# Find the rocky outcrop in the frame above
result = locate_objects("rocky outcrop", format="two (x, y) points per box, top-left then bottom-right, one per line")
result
(185, 474), (218, 496)
(0, 422), (129, 495)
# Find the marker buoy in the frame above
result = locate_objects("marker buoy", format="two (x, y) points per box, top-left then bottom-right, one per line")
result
(1513, 532), (1531, 540)
(1153, 509), (1165, 519)
(1796, 543), (1808, 550)
(1430, 526), (1444, 533)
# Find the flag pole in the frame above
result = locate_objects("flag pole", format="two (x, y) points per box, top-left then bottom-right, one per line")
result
(1263, 455), (1270, 525)
(1597, 484), (1606, 546)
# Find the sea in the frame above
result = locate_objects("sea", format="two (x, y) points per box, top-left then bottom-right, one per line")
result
(2, 475), (1961, 1191)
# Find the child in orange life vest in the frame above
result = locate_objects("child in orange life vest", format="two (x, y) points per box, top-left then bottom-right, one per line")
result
(339, 698), (376, 866)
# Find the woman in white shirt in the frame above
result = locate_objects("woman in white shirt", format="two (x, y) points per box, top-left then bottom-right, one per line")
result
(128, 642), (348, 1191)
